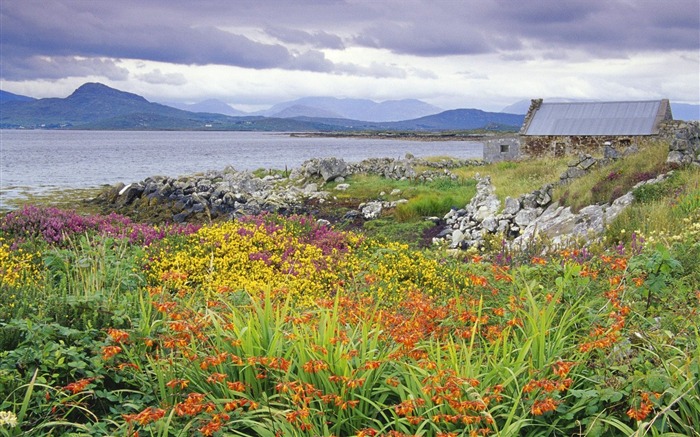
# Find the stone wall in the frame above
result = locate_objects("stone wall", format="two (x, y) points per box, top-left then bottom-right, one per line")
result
(483, 136), (520, 163)
(520, 134), (650, 159)
(434, 171), (675, 250)
(436, 176), (553, 249)
(663, 120), (700, 165)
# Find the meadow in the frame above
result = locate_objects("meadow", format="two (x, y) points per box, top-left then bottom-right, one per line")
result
(1, 146), (699, 436)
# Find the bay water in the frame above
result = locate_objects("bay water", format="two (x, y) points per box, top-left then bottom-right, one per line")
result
(0, 130), (482, 209)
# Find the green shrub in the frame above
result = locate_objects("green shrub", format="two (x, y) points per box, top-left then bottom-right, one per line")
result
(39, 235), (146, 330)
(360, 218), (435, 248)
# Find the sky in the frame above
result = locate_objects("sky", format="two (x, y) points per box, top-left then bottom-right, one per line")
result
(1, 0), (699, 112)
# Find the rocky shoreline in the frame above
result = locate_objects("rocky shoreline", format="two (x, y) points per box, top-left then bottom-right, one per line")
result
(91, 155), (482, 224)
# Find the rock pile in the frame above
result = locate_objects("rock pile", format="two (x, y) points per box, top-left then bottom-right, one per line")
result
(666, 121), (700, 165)
(435, 171), (675, 250)
(437, 176), (553, 249)
(93, 155), (482, 223)
(96, 167), (329, 222)
(559, 154), (598, 183)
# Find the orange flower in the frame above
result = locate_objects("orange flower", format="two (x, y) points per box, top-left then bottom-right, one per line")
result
(226, 381), (246, 392)
(302, 359), (328, 373)
(107, 328), (129, 343)
(551, 360), (575, 378)
(206, 372), (226, 383)
(386, 377), (400, 387)
(64, 378), (94, 394)
(199, 419), (223, 436)
(346, 377), (366, 388)
(362, 360), (382, 370)
(174, 393), (206, 416)
(123, 407), (165, 426)
(166, 378), (189, 390)
(102, 345), (122, 360)
(627, 391), (655, 421)
(531, 398), (560, 415)
(394, 400), (416, 416)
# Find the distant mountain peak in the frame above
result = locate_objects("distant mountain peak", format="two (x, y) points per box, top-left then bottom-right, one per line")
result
(259, 96), (442, 122)
(270, 104), (345, 119)
(163, 98), (247, 116)
(68, 82), (148, 103)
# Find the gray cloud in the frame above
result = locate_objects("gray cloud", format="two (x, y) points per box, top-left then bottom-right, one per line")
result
(353, 22), (493, 56)
(491, 0), (700, 54)
(264, 27), (345, 49)
(136, 69), (188, 86)
(0, 0), (697, 84)
(0, 55), (129, 81)
(284, 50), (335, 72)
(0, 1), (341, 79)
(335, 62), (407, 78)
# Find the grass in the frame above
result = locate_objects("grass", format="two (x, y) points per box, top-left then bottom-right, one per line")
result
(327, 174), (477, 223)
(554, 140), (670, 212)
(359, 219), (435, 249)
(0, 186), (104, 214)
(604, 165), (700, 245)
(452, 157), (570, 202)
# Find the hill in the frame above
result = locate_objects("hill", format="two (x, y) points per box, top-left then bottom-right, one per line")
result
(1, 83), (190, 128)
(260, 96), (443, 122)
(0, 90), (35, 104)
(164, 99), (247, 117)
(0, 83), (523, 131)
(0, 83), (338, 131)
(385, 108), (523, 131)
(286, 108), (524, 132)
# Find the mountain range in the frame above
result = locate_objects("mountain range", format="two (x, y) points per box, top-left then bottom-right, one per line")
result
(0, 83), (524, 131)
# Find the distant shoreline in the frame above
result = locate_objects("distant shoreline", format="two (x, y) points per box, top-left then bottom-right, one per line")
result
(288, 131), (513, 141)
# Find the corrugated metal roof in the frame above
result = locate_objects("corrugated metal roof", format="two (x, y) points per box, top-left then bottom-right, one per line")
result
(523, 100), (664, 135)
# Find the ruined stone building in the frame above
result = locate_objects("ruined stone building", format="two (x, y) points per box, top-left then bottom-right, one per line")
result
(482, 99), (699, 164)
(518, 99), (673, 158)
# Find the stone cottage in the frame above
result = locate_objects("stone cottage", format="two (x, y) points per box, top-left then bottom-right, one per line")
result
(518, 98), (673, 158)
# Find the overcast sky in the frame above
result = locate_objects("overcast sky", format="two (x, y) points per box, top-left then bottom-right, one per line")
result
(1, 0), (698, 112)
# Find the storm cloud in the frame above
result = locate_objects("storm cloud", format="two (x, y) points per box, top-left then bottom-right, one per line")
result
(0, 0), (697, 110)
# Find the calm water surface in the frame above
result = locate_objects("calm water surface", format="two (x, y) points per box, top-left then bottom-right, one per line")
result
(0, 130), (482, 209)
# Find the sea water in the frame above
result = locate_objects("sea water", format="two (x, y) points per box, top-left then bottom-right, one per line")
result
(0, 130), (482, 209)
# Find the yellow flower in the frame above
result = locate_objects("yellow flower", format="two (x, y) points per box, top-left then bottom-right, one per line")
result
(0, 410), (18, 428)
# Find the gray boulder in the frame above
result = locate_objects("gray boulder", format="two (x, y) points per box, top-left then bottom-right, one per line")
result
(451, 229), (466, 248)
(319, 157), (348, 182)
(361, 201), (383, 219)
(503, 197), (521, 215)
(482, 216), (498, 233)
(514, 208), (540, 227)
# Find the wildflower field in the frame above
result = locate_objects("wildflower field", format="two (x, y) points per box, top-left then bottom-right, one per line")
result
(1, 205), (698, 436)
